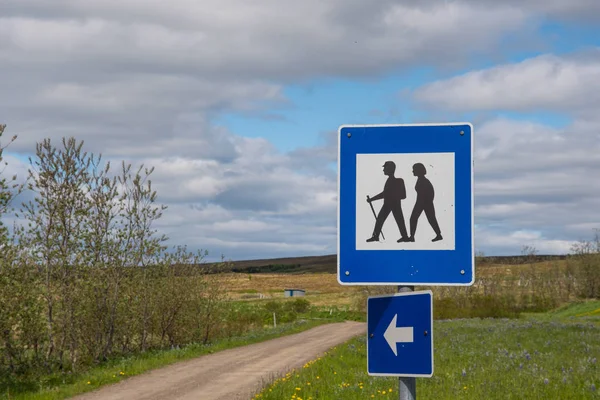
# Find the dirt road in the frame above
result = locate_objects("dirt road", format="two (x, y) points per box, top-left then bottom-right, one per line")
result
(71, 321), (365, 400)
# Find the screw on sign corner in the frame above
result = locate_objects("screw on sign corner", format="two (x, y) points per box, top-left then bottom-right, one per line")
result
(347, 132), (352, 138)
(460, 270), (465, 275)
(460, 130), (464, 136)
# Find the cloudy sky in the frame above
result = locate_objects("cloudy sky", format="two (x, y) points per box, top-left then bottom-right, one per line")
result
(1, 0), (599, 261)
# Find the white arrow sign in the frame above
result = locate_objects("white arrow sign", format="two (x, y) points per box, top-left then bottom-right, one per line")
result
(383, 314), (414, 356)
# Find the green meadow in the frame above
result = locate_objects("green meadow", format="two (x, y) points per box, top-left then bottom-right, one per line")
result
(255, 301), (600, 400)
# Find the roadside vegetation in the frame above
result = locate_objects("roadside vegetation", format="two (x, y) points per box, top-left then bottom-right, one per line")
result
(256, 302), (600, 400)
(3, 317), (347, 400)
(0, 127), (227, 395)
(352, 234), (600, 319)
(254, 239), (600, 399)
(0, 126), (357, 398)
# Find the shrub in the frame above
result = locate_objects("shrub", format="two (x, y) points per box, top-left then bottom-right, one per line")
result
(569, 231), (600, 299)
(0, 134), (232, 381)
(264, 300), (283, 314)
(287, 298), (311, 313)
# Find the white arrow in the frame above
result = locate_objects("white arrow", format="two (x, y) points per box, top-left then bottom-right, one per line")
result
(383, 314), (414, 356)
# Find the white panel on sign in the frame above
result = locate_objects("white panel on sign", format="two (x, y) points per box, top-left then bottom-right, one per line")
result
(355, 152), (455, 251)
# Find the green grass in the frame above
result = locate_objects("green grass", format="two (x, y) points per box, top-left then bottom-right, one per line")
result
(540, 300), (600, 319)
(255, 313), (600, 399)
(2, 319), (340, 400)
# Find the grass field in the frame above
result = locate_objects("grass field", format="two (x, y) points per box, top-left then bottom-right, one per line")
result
(255, 301), (600, 399)
(221, 272), (361, 307)
(218, 258), (573, 306)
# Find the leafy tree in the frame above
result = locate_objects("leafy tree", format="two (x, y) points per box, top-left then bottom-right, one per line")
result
(1, 132), (233, 380)
(0, 124), (22, 244)
(0, 125), (40, 377)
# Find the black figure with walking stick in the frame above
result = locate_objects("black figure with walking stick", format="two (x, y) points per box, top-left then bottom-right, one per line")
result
(408, 163), (443, 242)
(365, 161), (410, 243)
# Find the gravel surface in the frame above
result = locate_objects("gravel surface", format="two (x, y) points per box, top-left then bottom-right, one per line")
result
(70, 321), (365, 400)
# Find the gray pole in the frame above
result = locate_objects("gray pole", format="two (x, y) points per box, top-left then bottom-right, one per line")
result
(398, 285), (416, 400)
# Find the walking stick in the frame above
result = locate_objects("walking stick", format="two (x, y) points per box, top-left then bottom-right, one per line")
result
(366, 195), (385, 240)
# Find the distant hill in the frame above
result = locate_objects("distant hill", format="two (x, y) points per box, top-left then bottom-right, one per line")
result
(223, 254), (337, 274)
(210, 253), (570, 274)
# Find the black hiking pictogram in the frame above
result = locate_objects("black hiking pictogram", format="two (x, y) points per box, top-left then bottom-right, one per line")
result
(409, 163), (443, 242)
(365, 161), (410, 243)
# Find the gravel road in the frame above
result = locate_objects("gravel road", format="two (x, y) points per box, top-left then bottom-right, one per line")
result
(70, 321), (365, 400)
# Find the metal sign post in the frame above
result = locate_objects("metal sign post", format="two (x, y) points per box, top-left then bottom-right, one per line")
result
(398, 286), (416, 400)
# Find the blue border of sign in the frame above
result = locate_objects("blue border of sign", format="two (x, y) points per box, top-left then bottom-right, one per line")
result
(337, 123), (474, 286)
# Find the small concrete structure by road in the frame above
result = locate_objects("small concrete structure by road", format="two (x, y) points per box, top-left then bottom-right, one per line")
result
(284, 288), (305, 297)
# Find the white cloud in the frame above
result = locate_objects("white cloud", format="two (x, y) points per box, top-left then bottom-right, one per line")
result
(2, 1), (600, 260)
(0, 0), (532, 156)
(103, 130), (339, 260)
(1, 2), (530, 79)
(500, 0), (600, 22)
(413, 50), (600, 113)
(468, 116), (600, 253)
(408, 51), (600, 254)
(476, 202), (543, 219)
(0, 1), (539, 162)
(475, 226), (577, 255)
(212, 220), (272, 233)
